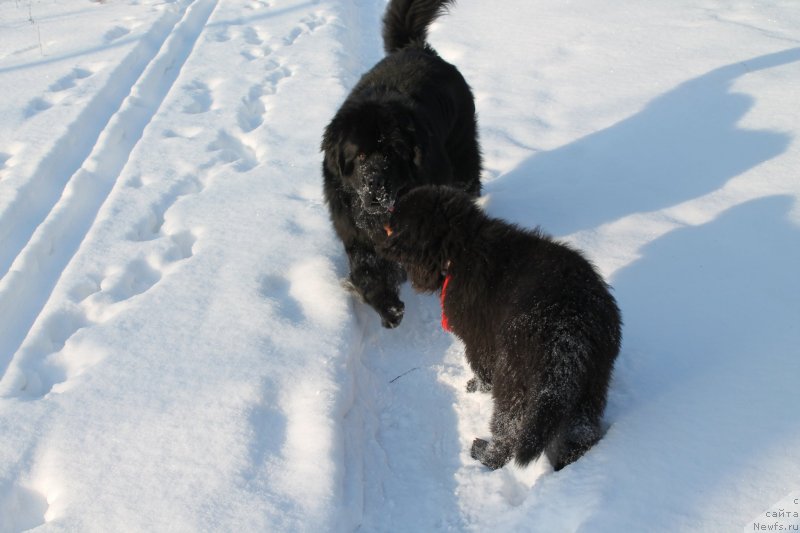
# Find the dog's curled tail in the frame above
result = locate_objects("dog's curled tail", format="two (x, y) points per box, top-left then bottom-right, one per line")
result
(382, 0), (456, 54)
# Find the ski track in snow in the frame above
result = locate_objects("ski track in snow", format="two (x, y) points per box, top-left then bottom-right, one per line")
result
(0, 0), (218, 396)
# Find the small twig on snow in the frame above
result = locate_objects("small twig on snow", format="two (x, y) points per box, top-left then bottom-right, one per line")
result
(389, 367), (420, 384)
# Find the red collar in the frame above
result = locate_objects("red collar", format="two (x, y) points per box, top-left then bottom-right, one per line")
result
(441, 271), (453, 332)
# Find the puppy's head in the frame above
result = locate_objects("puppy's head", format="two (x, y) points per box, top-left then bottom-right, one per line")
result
(382, 185), (479, 292)
(323, 100), (424, 217)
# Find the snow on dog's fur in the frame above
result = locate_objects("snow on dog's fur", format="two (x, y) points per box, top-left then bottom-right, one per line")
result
(382, 186), (622, 470)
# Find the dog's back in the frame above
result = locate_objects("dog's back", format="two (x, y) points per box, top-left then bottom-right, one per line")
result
(382, 0), (456, 54)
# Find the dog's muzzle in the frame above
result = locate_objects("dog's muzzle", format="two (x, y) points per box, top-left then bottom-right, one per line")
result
(358, 185), (395, 215)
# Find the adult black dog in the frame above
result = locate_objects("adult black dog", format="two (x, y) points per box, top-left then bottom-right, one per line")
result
(322, 0), (481, 328)
(382, 186), (622, 470)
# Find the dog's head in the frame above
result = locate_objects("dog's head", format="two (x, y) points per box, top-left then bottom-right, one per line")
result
(381, 185), (479, 292)
(323, 100), (425, 218)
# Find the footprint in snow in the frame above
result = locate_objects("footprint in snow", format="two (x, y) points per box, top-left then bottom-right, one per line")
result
(237, 85), (266, 133)
(181, 80), (213, 114)
(259, 274), (305, 323)
(207, 130), (258, 172)
(244, 0), (273, 10)
(23, 67), (95, 118)
(210, 27), (231, 42)
(48, 67), (93, 92)
(103, 25), (131, 44)
(243, 26), (265, 46)
(127, 176), (203, 242)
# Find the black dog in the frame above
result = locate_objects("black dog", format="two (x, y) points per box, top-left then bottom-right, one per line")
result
(322, 0), (481, 328)
(382, 186), (622, 470)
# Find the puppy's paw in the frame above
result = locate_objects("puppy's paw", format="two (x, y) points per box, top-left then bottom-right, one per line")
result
(470, 438), (489, 461)
(379, 300), (405, 329)
(466, 376), (492, 393)
(470, 438), (509, 470)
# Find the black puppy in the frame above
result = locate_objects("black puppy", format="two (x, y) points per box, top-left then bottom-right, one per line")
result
(322, 0), (481, 328)
(382, 186), (622, 470)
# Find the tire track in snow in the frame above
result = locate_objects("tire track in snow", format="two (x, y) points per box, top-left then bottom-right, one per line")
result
(0, 0), (218, 370)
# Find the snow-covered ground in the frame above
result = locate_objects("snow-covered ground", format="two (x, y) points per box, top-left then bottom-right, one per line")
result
(1, 0), (799, 531)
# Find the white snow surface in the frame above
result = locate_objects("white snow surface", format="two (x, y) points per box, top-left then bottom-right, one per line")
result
(1, 0), (799, 531)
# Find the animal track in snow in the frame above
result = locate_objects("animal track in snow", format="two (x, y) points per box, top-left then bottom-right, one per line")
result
(48, 68), (93, 92)
(244, 0), (273, 11)
(283, 27), (304, 46)
(128, 175), (203, 241)
(162, 125), (205, 140)
(263, 63), (292, 91)
(87, 260), (162, 316)
(283, 13), (328, 45)
(241, 46), (270, 62)
(23, 97), (54, 118)
(9, 227), (196, 400)
(23, 67), (95, 118)
(301, 13), (328, 33)
(237, 85), (266, 133)
(181, 80), (213, 114)
(210, 26), (231, 42)
(103, 25), (131, 44)
(259, 274), (305, 322)
(234, 61), (291, 129)
(207, 130), (258, 172)
(6, 169), (202, 400)
(5, 227), (197, 400)
(243, 26), (265, 46)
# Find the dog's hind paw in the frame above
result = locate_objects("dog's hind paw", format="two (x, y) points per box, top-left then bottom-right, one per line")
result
(470, 438), (510, 470)
(466, 376), (492, 393)
(471, 438), (489, 460)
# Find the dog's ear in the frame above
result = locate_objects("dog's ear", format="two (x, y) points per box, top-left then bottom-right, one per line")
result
(324, 140), (357, 180)
(322, 121), (343, 177)
(337, 149), (350, 178)
(323, 143), (341, 177)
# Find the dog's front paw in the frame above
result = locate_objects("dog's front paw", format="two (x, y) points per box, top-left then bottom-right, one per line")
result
(379, 300), (405, 329)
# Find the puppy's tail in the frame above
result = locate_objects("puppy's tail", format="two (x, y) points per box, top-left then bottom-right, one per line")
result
(514, 339), (589, 468)
(382, 0), (456, 54)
